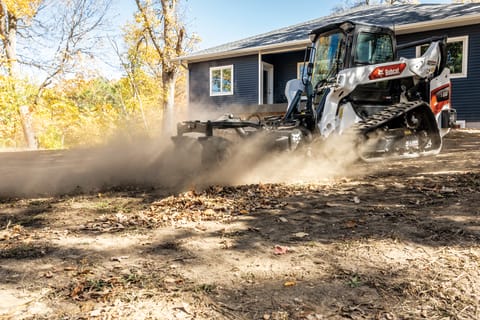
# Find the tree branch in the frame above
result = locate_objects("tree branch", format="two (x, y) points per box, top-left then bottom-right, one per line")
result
(134, 0), (164, 58)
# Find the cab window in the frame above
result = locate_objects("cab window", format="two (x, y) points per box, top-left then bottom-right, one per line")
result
(355, 32), (394, 65)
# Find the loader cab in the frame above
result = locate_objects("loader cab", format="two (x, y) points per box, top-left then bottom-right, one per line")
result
(309, 21), (402, 116)
(309, 21), (397, 90)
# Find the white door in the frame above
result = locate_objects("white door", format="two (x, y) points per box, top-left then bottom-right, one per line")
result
(261, 62), (274, 104)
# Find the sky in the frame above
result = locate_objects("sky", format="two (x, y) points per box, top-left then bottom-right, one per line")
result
(112, 0), (453, 52)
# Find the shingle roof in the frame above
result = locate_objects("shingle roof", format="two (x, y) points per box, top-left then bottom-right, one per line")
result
(184, 3), (480, 60)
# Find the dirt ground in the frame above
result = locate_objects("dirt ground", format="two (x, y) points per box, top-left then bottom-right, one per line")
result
(0, 130), (479, 319)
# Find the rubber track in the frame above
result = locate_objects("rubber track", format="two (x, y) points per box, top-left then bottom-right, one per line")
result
(352, 101), (424, 135)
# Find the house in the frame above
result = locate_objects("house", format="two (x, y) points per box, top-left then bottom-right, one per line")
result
(179, 4), (480, 126)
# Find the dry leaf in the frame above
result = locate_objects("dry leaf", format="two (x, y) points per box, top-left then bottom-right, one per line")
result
(274, 245), (289, 255)
(111, 256), (129, 262)
(90, 309), (102, 317)
(195, 225), (207, 231)
(0, 230), (9, 241)
(293, 232), (309, 238)
(44, 271), (54, 278)
(326, 202), (345, 207)
(204, 209), (216, 216)
(70, 283), (84, 298)
(283, 281), (296, 287)
(164, 277), (177, 284)
(441, 186), (456, 193)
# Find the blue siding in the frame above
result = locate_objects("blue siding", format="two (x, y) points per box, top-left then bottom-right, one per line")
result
(189, 55), (258, 107)
(397, 24), (480, 122)
(263, 51), (305, 103)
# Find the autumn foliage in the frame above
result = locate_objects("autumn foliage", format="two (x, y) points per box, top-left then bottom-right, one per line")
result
(0, 72), (187, 149)
(0, 0), (191, 149)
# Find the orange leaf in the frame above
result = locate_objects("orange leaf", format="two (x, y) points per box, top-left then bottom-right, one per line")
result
(274, 245), (288, 255)
(70, 283), (84, 298)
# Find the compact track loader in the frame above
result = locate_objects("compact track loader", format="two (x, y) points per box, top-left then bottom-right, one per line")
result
(174, 21), (457, 164)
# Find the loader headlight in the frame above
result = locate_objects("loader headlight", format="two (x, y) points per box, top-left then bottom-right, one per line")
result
(289, 129), (303, 151)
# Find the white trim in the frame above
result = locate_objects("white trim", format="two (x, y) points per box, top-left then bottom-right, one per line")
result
(261, 62), (274, 104)
(179, 40), (309, 63)
(415, 35), (469, 78)
(394, 14), (480, 35)
(450, 35), (468, 79)
(186, 63), (190, 107)
(258, 53), (262, 104)
(209, 65), (234, 96)
(260, 45), (307, 55)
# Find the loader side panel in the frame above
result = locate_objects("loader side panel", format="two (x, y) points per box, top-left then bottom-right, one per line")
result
(188, 55), (259, 107)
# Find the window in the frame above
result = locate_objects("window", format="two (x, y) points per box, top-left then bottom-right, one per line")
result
(416, 36), (468, 78)
(355, 32), (394, 65)
(297, 62), (307, 80)
(210, 65), (233, 96)
(312, 31), (345, 87)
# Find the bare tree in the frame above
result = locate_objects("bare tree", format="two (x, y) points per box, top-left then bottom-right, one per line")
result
(26, 0), (111, 103)
(110, 38), (149, 131)
(0, 1), (42, 148)
(132, 0), (196, 135)
(0, 2), (17, 75)
(0, 0), (111, 148)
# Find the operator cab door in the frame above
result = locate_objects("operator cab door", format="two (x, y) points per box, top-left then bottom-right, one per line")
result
(347, 26), (399, 112)
(348, 25), (396, 68)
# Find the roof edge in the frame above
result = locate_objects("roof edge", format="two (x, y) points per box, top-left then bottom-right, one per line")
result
(179, 10), (480, 63)
(177, 39), (310, 63)
(394, 13), (480, 34)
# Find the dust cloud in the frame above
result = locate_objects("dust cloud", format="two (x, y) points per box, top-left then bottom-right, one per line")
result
(199, 131), (366, 187)
(0, 111), (368, 197)
(0, 133), (175, 197)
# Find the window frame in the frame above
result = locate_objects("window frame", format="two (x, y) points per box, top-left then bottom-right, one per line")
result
(415, 35), (469, 79)
(209, 65), (234, 96)
(297, 62), (307, 79)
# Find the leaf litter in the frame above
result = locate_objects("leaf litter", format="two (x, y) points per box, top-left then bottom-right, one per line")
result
(0, 130), (480, 319)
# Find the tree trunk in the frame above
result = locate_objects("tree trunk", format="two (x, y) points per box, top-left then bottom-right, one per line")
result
(0, 2), (38, 149)
(19, 105), (38, 149)
(160, 0), (183, 136)
(162, 74), (176, 136)
(135, 0), (185, 136)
